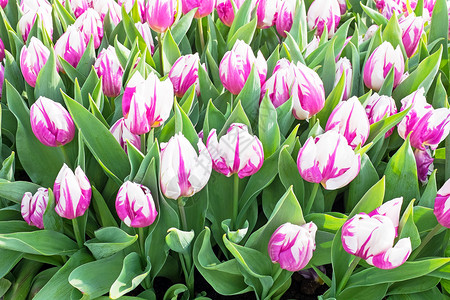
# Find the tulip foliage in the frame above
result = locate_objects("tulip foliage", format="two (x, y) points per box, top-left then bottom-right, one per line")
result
(1, 0), (450, 299)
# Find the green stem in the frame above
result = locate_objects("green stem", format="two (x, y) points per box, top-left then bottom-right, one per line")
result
(138, 227), (146, 257)
(60, 145), (72, 168)
(140, 133), (146, 154)
(309, 115), (317, 130)
(410, 224), (443, 260)
(158, 32), (164, 75)
(232, 173), (239, 229)
(197, 17), (205, 54)
(230, 94), (234, 109)
(72, 218), (84, 248)
(312, 265), (332, 287)
(177, 197), (188, 231)
(305, 183), (319, 215)
(337, 257), (360, 295)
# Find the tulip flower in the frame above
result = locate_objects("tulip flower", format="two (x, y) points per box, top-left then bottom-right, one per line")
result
(261, 59), (294, 108)
(216, 0), (245, 27)
(304, 36), (320, 58)
(0, 38), (5, 61)
(375, 0), (403, 19)
(94, 46), (123, 97)
(219, 40), (267, 95)
(334, 57), (352, 100)
(18, 7), (53, 42)
(54, 25), (88, 69)
(146, 0), (178, 33)
(337, 0), (346, 14)
(0, 0), (7, 8)
(399, 14), (424, 58)
(275, 0), (295, 37)
(21, 188), (49, 229)
(409, 108), (450, 151)
(20, 0), (52, 14)
(30, 97), (75, 147)
(342, 198), (412, 269)
(268, 222), (317, 272)
(363, 41), (405, 91)
(135, 22), (155, 55)
(169, 54), (203, 97)
(414, 148), (434, 184)
(0, 64), (4, 99)
(160, 133), (212, 199)
(122, 71), (174, 135)
(54, 164), (92, 219)
(365, 93), (398, 137)
(256, 0), (278, 29)
(182, 0), (215, 18)
(297, 131), (361, 190)
(434, 178), (450, 228)
(367, 198), (403, 234)
(307, 0), (341, 38)
(93, 0), (122, 25)
(110, 117), (141, 153)
(59, 0), (89, 18)
(206, 123), (264, 178)
(20, 37), (50, 88)
(74, 8), (103, 49)
(115, 181), (158, 227)
(364, 24), (379, 41)
(118, 0), (146, 22)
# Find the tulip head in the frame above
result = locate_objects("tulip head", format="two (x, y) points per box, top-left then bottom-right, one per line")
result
(275, 0), (295, 37)
(118, 0), (146, 22)
(256, 0), (278, 29)
(334, 57), (353, 100)
(182, 0), (215, 18)
(74, 8), (104, 49)
(338, 0), (346, 14)
(169, 53), (202, 97)
(409, 108), (450, 151)
(21, 188), (49, 229)
(216, 0), (246, 27)
(0, 0), (7, 8)
(364, 24), (379, 41)
(434, 178), (450, 228)
(268, 222), (317, 272)
(399, 14), (424, 58)
(93, 0), (122, 25)
(115, 181), (158, 227)
(414, 148), (434, 184)
(18, 7), (53, 42)
(94, 46), (123, 98)
(54, 164), (91, 219)
(60, 0), (89, 18)
(0, 64), (4, 99)
(135, 22), (155, 55)
(110, 117), (141, 153)
(146, 0), (178, 33)
(365, 93), (398, 137)
(20, 37), (50, 87)
(0, 38), (5, 61)
(261, 58), (294, 108)
(304, 36), (320, 58)
(54, 25), (88, 69)
(307, 0), (341, 38)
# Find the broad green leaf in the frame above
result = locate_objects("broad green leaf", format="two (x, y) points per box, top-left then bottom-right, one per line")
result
(235, 65), (261, 126)
(347, 154), (379, 212)
(418, 171), (437, 208)
(349, 176), (385, 218)
(85, 227), (138, 260)
(398, 199), (421, 250)
(35, 47), (66, 104)
(172, 9), (196, 44)
(360, 3), (388, 26)
(382, 13), (406, 56)
(227, 0), (254, 45)
(198, 64), (219, 106)
(365, 107), (410, 146)
(218, 101), (251, 137)
(0, 249), (23, 278)
(387, 276), (441, 296)
(278, 146), (304, 207)
(0, 181), (40, 204)
(320, 39), (336, 96)
(259, 94), (280, 158)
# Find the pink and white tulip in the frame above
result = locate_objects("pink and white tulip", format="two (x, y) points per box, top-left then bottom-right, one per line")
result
(304, 36), (320, 58)
(297, 131), (361, 190)
(338, 0), (346, 14)
(261, 59), (294, 108)
(146, 0), (178, 33)
(59, 0), (89, 18)
(409, 108), (450, 150)
(122, 71), (174, 135)
(434, 178), (450, 228)
(118, 0), (146, 22)
(20, 37), (50, 88)
(110, 117), (141, 153)
(207, 123), (264, 178)
(182, 0), (215, 18)
(93, 0), (122, 25)
(0, 0), (7, 8)
(30, 97), (75, 147)
(160, 133), (212, 199)
(115, 181), (158, 227)
(256, 0), (278, 29)
(364, 24), (379, 41)
(399, 14), (424, 58)
(18, 7), (53, 42)
(367, 198), (403, 234)
(275, 0), (295, 37)
(0, 38), (4, 62)
(135, 22), (155, 55)
(216, 0), (245, 27)
(54, 164), (92, 219)
(0, 65), (4, 99)
(21, 188), (49, 229)
(363, 41), (405, 91)
(54, 25), (88, 69)
(334, 57), (353, 100)
(268, 222), (317, 272)
(375, 0), (403, 19)
(307, 0), (341, 38)
(169, 53), (203, 98)
(414, 148), (434, 184)
(94, 46), (123, 98)
(20, 0), (52, 14)
(74, 8), (103, 49)
(365, 93), (398, 137)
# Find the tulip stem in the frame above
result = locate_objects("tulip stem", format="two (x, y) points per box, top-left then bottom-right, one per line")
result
(410, 224), (443, 260)
(230, 94), (234, 108)
(158, 32), (164, 75)
(72, 218), (84, 248)
(60, 145), (72, 168)
(309, 115), (317, 130)
(177, 197), (188, 231)
(140, 133), (146, 154)
(337, 257), (360, 295)
(232, 173), (239, 229)
(197, 18), (205, 54)
(138, 227), (146, 258)
(305, 183), (319, 215)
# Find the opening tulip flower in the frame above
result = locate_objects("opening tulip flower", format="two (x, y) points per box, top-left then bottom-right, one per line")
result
(18, 7), (53, 42)
(182, 0), (215, 18)
(334, 57), (353, 100)
(21, 188), (49, 229)
(307, 0), (341, 38)
(20, 37), (50, 88)
(169, 53), (203, 98)
(434, 178), (450, 228)
(261, 59), (293, 108)
(275, 0), (295, 37)
(146, 0), (178, 33)
(94, 46), (124, 98)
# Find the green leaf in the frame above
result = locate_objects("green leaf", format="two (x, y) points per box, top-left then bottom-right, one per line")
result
(198, 63), (219, 106)
(317, 71), (345, 129)
(76, 36), (96, 80)
(429, 0), (449, 77)
(218, 101), (251, 137)
(398, 199), (421, 250)
(202, 100), (226, 143)
(349, 176), (385, 218)
(174, 101), (198, 149)
(235, 65), (261, 126)
(278, 146), (305, 207)
(320, 39), (336, 96)
(0, 249), (23, 278)
(84, 227), (138, 260)
(288, 0), (307, 49)
(165, 228), (195, 254)
(387, 276), (441, 296)
(347, 154), (379, 211)
(258, 94), (280, 158)
(172, 9), (197, 45)
(418, 171), (437, 208)
(378, 67), (395, 96)
(382, 13), (406, 57)
(163, 284), (189, 300)
(35, 47), (66, 104)
(360, 3), (388, 26)
(227, 0), (254, 46)
(365, 106), (411, 146)
(91, 186), (118, 227)
(227, 18), (257, 48)
(43, 189), (64, 233)
(0, 181), (40, 204)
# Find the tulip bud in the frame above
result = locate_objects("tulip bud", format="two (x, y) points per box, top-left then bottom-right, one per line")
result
(54, 25), (88, 69)
(307, 0), (341, 38)
(219, 40), (267, 95)
(334, 57), (352, 100)
(363, 41), (405, 91)
(20, 37), (50, 88)
(409, 108), (450, 151)
(74, 8), (103, 49)
(115, 181), (158, 227)
(216, 0), (246, 27)
(0, 0), (7, 9)
(207, 123), (264, 178)
(0, 64), (4, 99)
(365, 93), (397, 137)
(135, 22), (155, 55)
(399, 14), (424, 58)
(434, 178), (450, 228)
(30, 97), (75, 147)
(0, 38), (5, 61)
(268, 222), (317, 272)
(110, 117), (141, 153)
(160, 133), (212, 199)
(18, 7), (54, 42)
(146, 0), (178, 33)
(20, 0), (52, 14)
(275, 0), (295, 37)
(118, 0), (146, 22)
(297, 131), (361, 190)
(337, 0), (346, 14)
(54, 164), (92, 219)
(93, 0), (122, 25)
(21, 188), (49, 229)
(304, 36), (320, 58)
(94, 46), (123, 97)
(169, 54), (203, 98)
(364, 24), (379, 41)
(59, 0), (89, 18)
(261, 59), (295, 108)
(256, 0), (278, 29)
(182, 0), (215, 18)
(414, 148), (434, 184)
(122, 71), (174, 135)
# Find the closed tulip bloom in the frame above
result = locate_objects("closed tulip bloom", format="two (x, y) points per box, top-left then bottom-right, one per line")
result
(368, 238), (412, 269)
(182, 0), (215, 18)
(414, 148), (434, 184)
(160, 133), (212, 199)
(307, 0), (341, 38)
(146, 0), (178, 33)
(216, 0), (245, 27)
(135, 22), (155, 55)
(207, 123), (264, 178)
(326, 97), (370, 149)
(0, 38), (5, 61)
(363, 41), (404, 91)
(297, 131), (361, 190)
(219, 40), (267, 95)
(334, 57), (352, 100)
(54, 164), (92, 219)
(30, 97), (75, 147)
(367, 198), (403, 234)
(110, 117), (141, 153)
(409, 108), (450, 150)
(256, 0), (278, 29)
(54, 25), (88, 69)
(21, 188), (49, 229)
(0, 64), (4, 99)
(59, 0), (89, 18)
(116, 181), (158, 227)
(94, 46), (123, 97)
(20, 0), (52, 13)
(304, 36), (320, 58)
(337, 0), (346, 14)
(122, 71), (174, 135)
(0, 0), (7, 8)
(118, 0), (146, 22)
(268, 222), (317, 272)
(276, 0), (295, 37)
(169, 54), (202, 97)
(399, 14), (424, 58)
(74, 8), (103, 49)
(434, 178), (450, 228)
(20, 37), (50, 87)
(365, 93), (397, 137)
(261, 59), (295, 108)
(93, 0), (122, 25)
(18, 7), (53, 42)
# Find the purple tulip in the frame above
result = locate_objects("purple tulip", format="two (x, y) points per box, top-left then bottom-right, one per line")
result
(334, 57), (352, 100)
(30, 97), (75, 147)
(409, 108), (450, 151)
(94, 46), (123, 97)
(207, 123), (264, 178)
(169, 53), (203, 98)
(219, 40), (267, 95)
(110, 117), (141, 153)
(122, 71), (174, 135)
(216, 0), (245, 27)
(268, 222), (317, 272)
(21, 188), (49, 229)
(59, 0), (89, 18)
(160, 133), (212, 199)
(54, 25), (88, 69)
(307, 0), (341, 38)
(365, 93), (398, 137)
(434, 178), (450, 228)
(414, 148), (434, 184)
(275, 0), (295, 37)
(135, 22), (155, 55)
(297, 131), (361, 190)
(256, 0), (278, 29)
(304, 36), (320, 58)
(146, 0), (178, 33)
(0, 38), (5, 61)
(93, 0), (122, 25)
(363, 41), (405, 91)
(399, 14), (424, 58)
(115, 181), (158, 227)
(18, 7), (53, 42)
(118, 0), (146, 22)
(261, 59), (294, 108)
(20, 37), (50, 88)
(182, 0), (215, 18)
(0, 0), (7, 8)
(74, 8), (103, 49)
(54, 164), (92, 219)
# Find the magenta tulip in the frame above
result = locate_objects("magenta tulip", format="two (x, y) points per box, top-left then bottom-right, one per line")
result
(94, 46), (123, 97)
(0, 0), (7, 8)
(182, 0), (215, 18)
(216, 0), (245, 27)
(74, 8), (103, 49)
(307, 0), (341, 38)
(110, 117), (141, 153)
(399, 14), (424, 58)
(334, 57), (352, 100)
(365, 93), (398, 137)
(20, 37), (50, 87)
(54, 25), (88, 69)
(169, 53), (203, 97)
(21, 188), (49, 229)
(146, 0), (178, 33)
(434, 178), (450, 228)
(0, 38), (4, 61)
(261, 59), (294, 108)
(275, 0), (295, 37)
